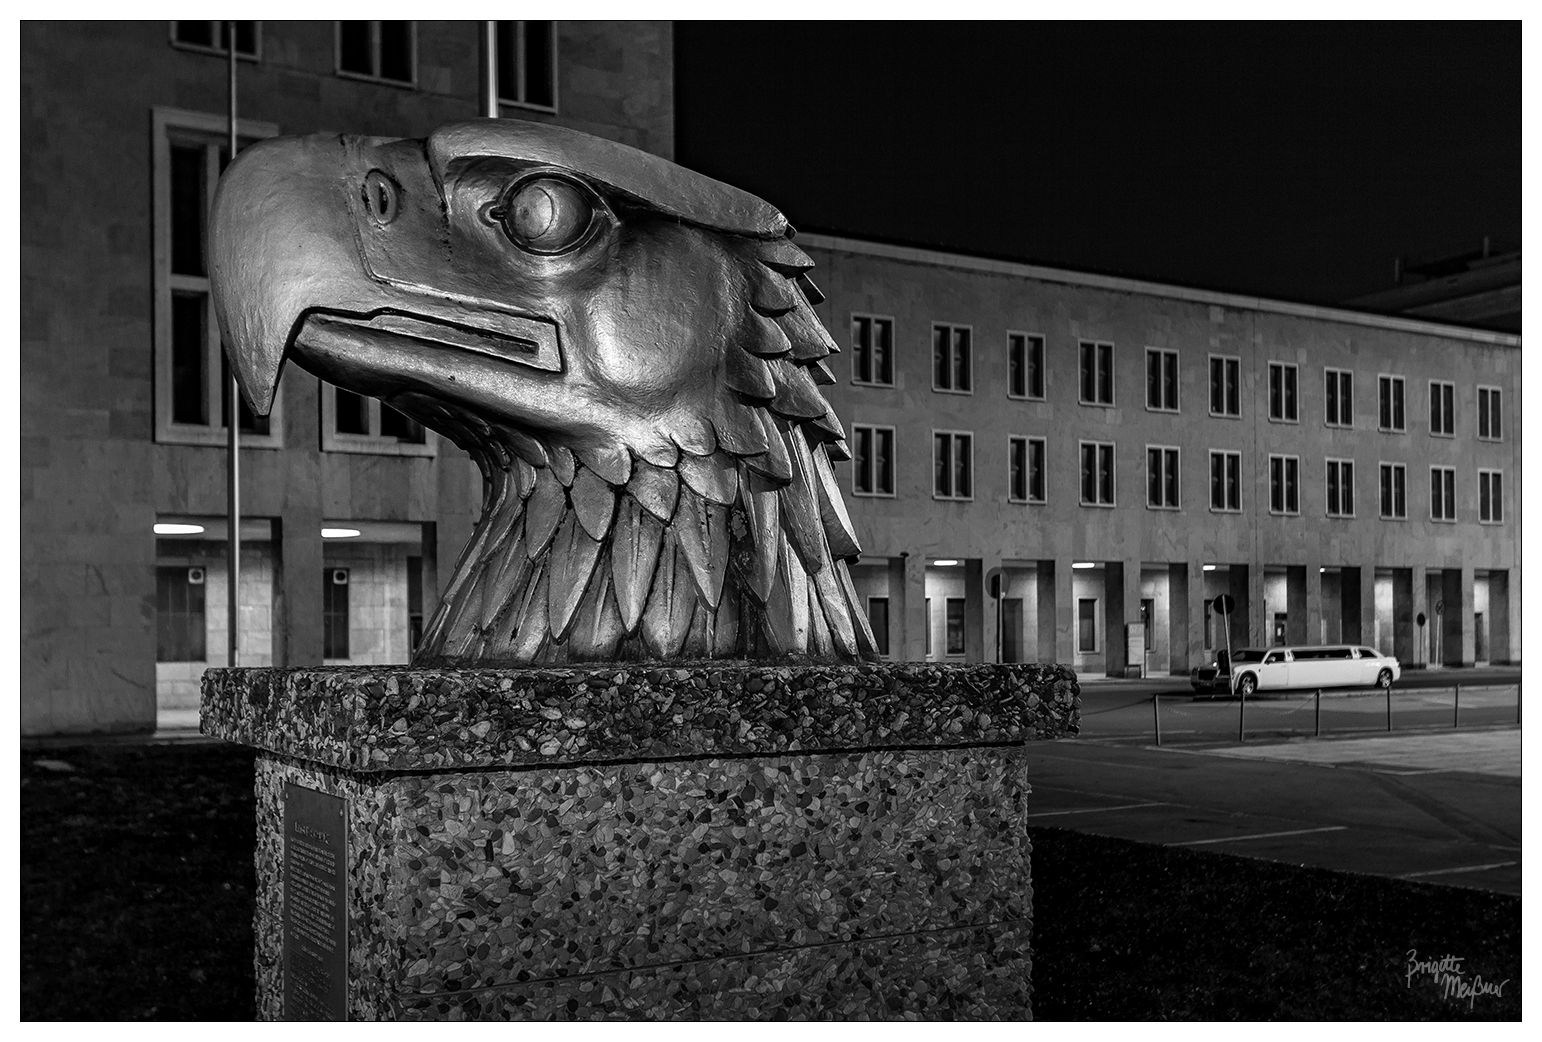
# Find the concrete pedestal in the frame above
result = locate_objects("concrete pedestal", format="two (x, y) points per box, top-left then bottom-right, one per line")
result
(202, 662), (1080, 1020)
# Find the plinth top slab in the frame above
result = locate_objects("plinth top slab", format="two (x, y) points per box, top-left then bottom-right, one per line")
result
(202, 662), (1079, 773)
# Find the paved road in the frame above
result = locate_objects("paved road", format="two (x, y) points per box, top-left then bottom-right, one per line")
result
(1022, 726), (1521, 896)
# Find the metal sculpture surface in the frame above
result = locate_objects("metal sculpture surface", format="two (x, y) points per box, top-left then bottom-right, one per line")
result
(210, 118), (878, 665)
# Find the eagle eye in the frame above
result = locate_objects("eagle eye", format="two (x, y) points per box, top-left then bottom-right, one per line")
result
(491, 176), (596, 255)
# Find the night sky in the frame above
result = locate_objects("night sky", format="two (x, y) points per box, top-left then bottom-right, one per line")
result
(674, 22), (1520, 307)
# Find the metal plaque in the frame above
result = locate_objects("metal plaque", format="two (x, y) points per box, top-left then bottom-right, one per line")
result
(283, 782), (348, 1021)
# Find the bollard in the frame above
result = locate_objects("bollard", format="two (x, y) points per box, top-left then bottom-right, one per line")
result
(1454, 684), (1461, 728)
(1315, 688), (1321, 737)
(1153, 694), (1161, 747)
(1238, 685), (1246, 742)
(1386, 682), (1392, 732)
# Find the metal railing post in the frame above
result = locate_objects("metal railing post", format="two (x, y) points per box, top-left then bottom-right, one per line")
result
(1386, 682), (1392, 732)
(1315, 688), (1321, 737)
(1238, 686), (1246, 742)
(1454, 683), (1461, 728)
(1153, 694), (1162, 747)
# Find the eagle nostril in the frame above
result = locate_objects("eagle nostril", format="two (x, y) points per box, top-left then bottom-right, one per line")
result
(364, 170), (399, 225)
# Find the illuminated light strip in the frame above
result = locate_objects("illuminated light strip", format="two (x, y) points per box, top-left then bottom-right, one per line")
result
(1398, 861), (1517, 879)
(1024, 802), (1168, 819)
(1168, 825), (1347, 846)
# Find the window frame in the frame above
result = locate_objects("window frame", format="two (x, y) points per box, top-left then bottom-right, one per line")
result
(931, 429), (975, 501)
(1208, 353), (1242, 418)
(1078, 340), (1115, 407)
(1324, 367), (1354, 428)
(944, 597), (967, 657)
(1267, 361), (1299, 423)
(867, 596), (891, 658)
(153, 107), (285, 449)
(1145, 444), (1181, 510)
(1324, 457), (1356, 519)
(1007, 330), (1046, 401)
(334, 20), (418, 87)
(1268, 453), (1301, 516)
(1429, 465), (1457, 523)
(1378, 461), (1407, 521)
(1477, 385), (1503, 441)
(931, 322), (974, 394)
(320, 381), (439, 457)
(850, 313), (896, 387)
(1008, 435), (1047, 505)
(1377, 373), (1407, 433)
(1209, 449), (1241, 513)
(495, 20), (559, 113)
(1077, 597), (1099, 653)
(1145, 347), (1180, 413)
(1078, 439), (1117, 508)
(851, 423), (897, 498)
(1478, 469), (1504, 524)
(169, 21), (262, 61)
(1428, 379), (1455, 437)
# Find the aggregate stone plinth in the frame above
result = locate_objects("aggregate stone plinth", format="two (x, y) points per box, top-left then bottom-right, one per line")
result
(204, 662), (1081, 1021)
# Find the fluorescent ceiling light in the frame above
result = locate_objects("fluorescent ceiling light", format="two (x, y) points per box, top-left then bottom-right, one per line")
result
(154, 523), (204, 535)
(1072, 562), (1095, 569)
(1202, 564), (1217, 572)
(932, 559), (960, 567)
(322, 528), (362, 539)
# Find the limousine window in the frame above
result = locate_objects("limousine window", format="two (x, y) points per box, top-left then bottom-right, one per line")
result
(1262, 651), (1286, 665)
(1232, 650), (1266, 664)
(1357, 647), (1380, 658)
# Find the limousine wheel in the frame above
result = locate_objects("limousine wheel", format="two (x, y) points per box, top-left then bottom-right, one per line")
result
(1377, 668), (1394, 691)
(1237, 673), (1257, 697)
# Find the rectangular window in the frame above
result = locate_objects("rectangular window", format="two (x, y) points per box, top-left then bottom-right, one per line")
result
(1325, 368), (1354, 427)
(1079, 441), (1116, 506)
(1008, 332), (1046, 399)
(851, 314), (895, 386)
(1378, 375), (1406, 432)
(1478, 470), (1503, 523)
(867, 597), (891, 657)
(497, 21), (557, 110)
(323, 569), (351, 659)
(1203, 600), (1214, 650)
(1379, 463), (1407, 520)
(932, 323), (972, 392)
(1078, 598), (1097, 652)
(1079, 340), (1114, 405)
(1269, 455), (1300, 514)
(1008, 436), (1046, 504)
(932, 431), (973, 500)
(1429, 466), (1456, 522)
(156, 566), (207, 662)
(1146, 445), (1180, 509)
(407, 555), (424, 656)
(1209, 450), (1241, 512)
(171, 21), (259, 59)
(1325, 458), (1355, 518)
(1478, 386), (1503, 440)
(924, 597), (932, 656)
(1268, 362), (1298, 422)
(1146, 348), (1179, 411)
(337, 21), (415, 84)
(1140, 599), (1154, 651)
(156, 109), (282, 447)
(852, 424), (896, 497)
(1429, 380), (1455, 436)
(321, 382), (435, 456)
(1209, 355), (1241, 417)
(945, 598), (966, 655)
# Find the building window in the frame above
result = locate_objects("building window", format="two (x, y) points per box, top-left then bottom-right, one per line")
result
(1269, 455), (1300, 515)
(321, 383), (435, 456)
(1325, 368), (1354, 427)
(1078, 340), (1114, 405)
(1325, 458), (1355, 518)
(1379, 463), (1407, 520)
(1429, 466), (1456, 522)
(1478, 470), (1504, 524)
(1210, 450), (1241, 512)
(407, 555), (424, 656)
(496, 21), (557, 110)
(924, 597), (932, 656)
(337, 21), (415, 84)
(1478, 386), (1503, 440)
(171, 21), (259, 59)
(1146, 445), (1180, 509)
(1146, 348), (1179, 412)
(1208, 355), (1241, 417)
(1140, 599), (1154, 651)
(1078, 598), (1097, 652)
(156, 566), (206, 662)
(851, 314), (895, 386)
(852, 424), (896, 497)
(1429, 380), (1455, 436)
(1008, 332), (1046, 400)
(1203, 600), (1214, 650)
(945, 598), (966, 656)
(1079, 441), (1116, 507)
(932, 431), (973, 500)
(1009, 436), (1046, 504)
(154, 108), (282, 448)
(1378, 375), (1406, 432)
(867, 597), (891, 657)
(932, 324), (972, 393)
(324, 569), (351, 659)
(1268, 362), (1298, 422)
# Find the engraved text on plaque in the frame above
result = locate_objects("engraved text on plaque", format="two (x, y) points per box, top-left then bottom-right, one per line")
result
(283, 783), (347, 1020)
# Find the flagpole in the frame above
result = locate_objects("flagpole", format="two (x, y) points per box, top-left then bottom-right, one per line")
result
(479, 22), (499, 118)
(226, 21), (241, 668)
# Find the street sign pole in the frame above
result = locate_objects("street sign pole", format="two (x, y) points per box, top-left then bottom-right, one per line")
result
(226, 22), (240, 668)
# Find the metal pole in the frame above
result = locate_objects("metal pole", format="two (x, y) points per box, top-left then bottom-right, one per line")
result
(1238, 685), (1246, 742)
(226, 22), (240, 668)
(1518, 680), (1522, 725)
(1153, 695), (1161, 747)
(479, 22), (499, 118)
(1385, 681), (1392, 732)
(1454, 683), (1461, 728)
(1315, 688), (1321, 737)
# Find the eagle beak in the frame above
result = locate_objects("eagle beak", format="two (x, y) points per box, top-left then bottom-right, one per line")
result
(209, 134), (373, 416)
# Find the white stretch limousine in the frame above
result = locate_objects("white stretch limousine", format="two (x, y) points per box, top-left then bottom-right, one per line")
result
(1226, 645), (1401, 697)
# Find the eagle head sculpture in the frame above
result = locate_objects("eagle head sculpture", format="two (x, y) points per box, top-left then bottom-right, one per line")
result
(209, 118), (878, 666)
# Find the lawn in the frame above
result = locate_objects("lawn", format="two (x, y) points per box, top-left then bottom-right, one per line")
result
(20, 741), (1519, 1020)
